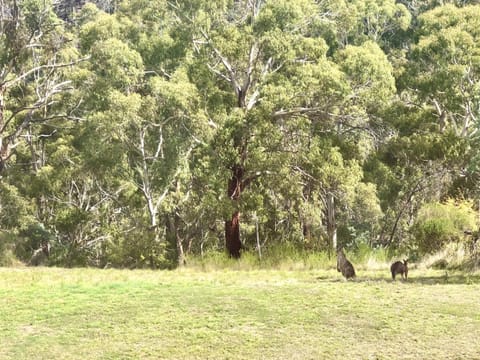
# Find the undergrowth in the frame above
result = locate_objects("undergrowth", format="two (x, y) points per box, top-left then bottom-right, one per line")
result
(187, 243), (479, 273)
(188, 245), (400, 272)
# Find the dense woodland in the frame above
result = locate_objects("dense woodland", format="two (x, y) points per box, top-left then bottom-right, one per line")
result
(0, 0), (479, 268)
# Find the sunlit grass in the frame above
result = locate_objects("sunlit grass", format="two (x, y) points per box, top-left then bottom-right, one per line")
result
(1, 265), (479, 359)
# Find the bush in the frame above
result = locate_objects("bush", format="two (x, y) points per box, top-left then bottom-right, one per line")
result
(0, 233), (18, 266)
(411, 199), (477, 255)
(15, 224), (55, 263)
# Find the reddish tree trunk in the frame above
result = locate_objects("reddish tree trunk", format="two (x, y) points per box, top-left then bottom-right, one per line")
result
(225, 211), (241, 258)
(225, 165), (244, 258)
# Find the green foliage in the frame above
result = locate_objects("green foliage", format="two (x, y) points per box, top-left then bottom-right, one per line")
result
(90, 38), (143, 90)
(0, 183), (34, 230)
(405, 4), (480, 135)
(79, 9), (125, 50)
(411, 200), (478, 254)
(254, 0), (318, 33)
(14, 224), (55, 262)
(1, 0), (480, 268)
(0, 232), (18, 266)
(337, 41), (396, 109)
(102, 226), (169, 269)
(351, 183), (383, 228)
(21, 0), (58, 31)
(337, 182), (383, 249)
(316, 0), (411, 50)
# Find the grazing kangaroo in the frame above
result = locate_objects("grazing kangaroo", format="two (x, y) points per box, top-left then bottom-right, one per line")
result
(391, 259), (408, 280)
(337, 248), (356, 279)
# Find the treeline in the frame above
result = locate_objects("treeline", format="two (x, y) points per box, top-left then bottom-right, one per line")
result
(0, 0), (479, 268)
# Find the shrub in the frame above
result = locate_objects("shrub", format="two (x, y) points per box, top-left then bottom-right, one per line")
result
(411, 199), (477, 255)
(15, 224), (55, 263)
(0, 233), (18, 266)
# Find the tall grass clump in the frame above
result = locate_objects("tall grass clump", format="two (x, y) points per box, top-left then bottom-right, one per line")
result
(187, 243), (336, 271)
(349, 242), (394, 270)
(352, 242), (390, 263)
(188, 249), (262, 271)
(0, 233), (20, 266)
(258, 244), (333, 270)
(418, 242), (480, 272)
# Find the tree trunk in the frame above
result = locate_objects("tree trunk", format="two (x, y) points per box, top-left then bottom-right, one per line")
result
(176, 233), (185, 266)
(225, 164), (244, 258)
(255, 212), (262, 259)
(225, 211), (241, 258)
(174, 211), (185, 267)
(327, 192), (337, 256)
(0, 89), (6, 172)
(166, 211), (186, 267)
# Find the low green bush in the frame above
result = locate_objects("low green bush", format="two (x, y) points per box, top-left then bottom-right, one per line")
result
(0, 233), (18, 266)
(411, 199), (477, 255)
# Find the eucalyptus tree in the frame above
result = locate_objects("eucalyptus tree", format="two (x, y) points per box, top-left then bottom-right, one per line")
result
(74, 2), (209, 267)
(416, 3), (480, 222)
(316, 0), (410, 51)
(359, 4), (480, 247)
(0, 0), (89, 264)
(170, 0), (329, 256)
(0, 0), (83, 173)
(166, 0), (395, 256)
(377, 3), (480, 244)
(408, 4), (480, 139)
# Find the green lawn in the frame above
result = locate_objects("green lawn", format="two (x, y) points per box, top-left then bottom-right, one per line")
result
(0, 267), (479, 359)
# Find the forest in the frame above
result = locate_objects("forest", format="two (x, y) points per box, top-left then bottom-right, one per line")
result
(0, 0), (479, 269)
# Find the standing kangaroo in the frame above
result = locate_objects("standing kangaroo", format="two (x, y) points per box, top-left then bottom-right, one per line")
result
(337, 248), (356, 279)
(28, 242), (50, 266)
(391, 259), (408, 280)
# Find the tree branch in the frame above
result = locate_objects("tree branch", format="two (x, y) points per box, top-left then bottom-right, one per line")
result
(2, 57), (90, 89)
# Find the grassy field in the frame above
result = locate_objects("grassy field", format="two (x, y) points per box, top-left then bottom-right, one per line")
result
(1, 265), (479, 359)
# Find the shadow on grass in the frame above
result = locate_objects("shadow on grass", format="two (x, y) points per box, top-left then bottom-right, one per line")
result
(405, 274), (480, 285)
(315, 273), (480, 285)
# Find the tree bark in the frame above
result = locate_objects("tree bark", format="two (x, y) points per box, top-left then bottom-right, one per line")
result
(255, 211), (262, 259)
(327, 192), (337, 256)
(0, 89), (5, 172)
(176, 231), (186, 266)
(225, 211), (241, 258)
(166, 211), (186, 266)
(173, 211), (185, 267)
(225, 164), (244, 258)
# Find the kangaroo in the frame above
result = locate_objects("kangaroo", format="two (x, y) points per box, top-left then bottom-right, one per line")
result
(337, 248), (356, 279)
(391, 259), (408, 280)
(28, 242), (50, 266)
